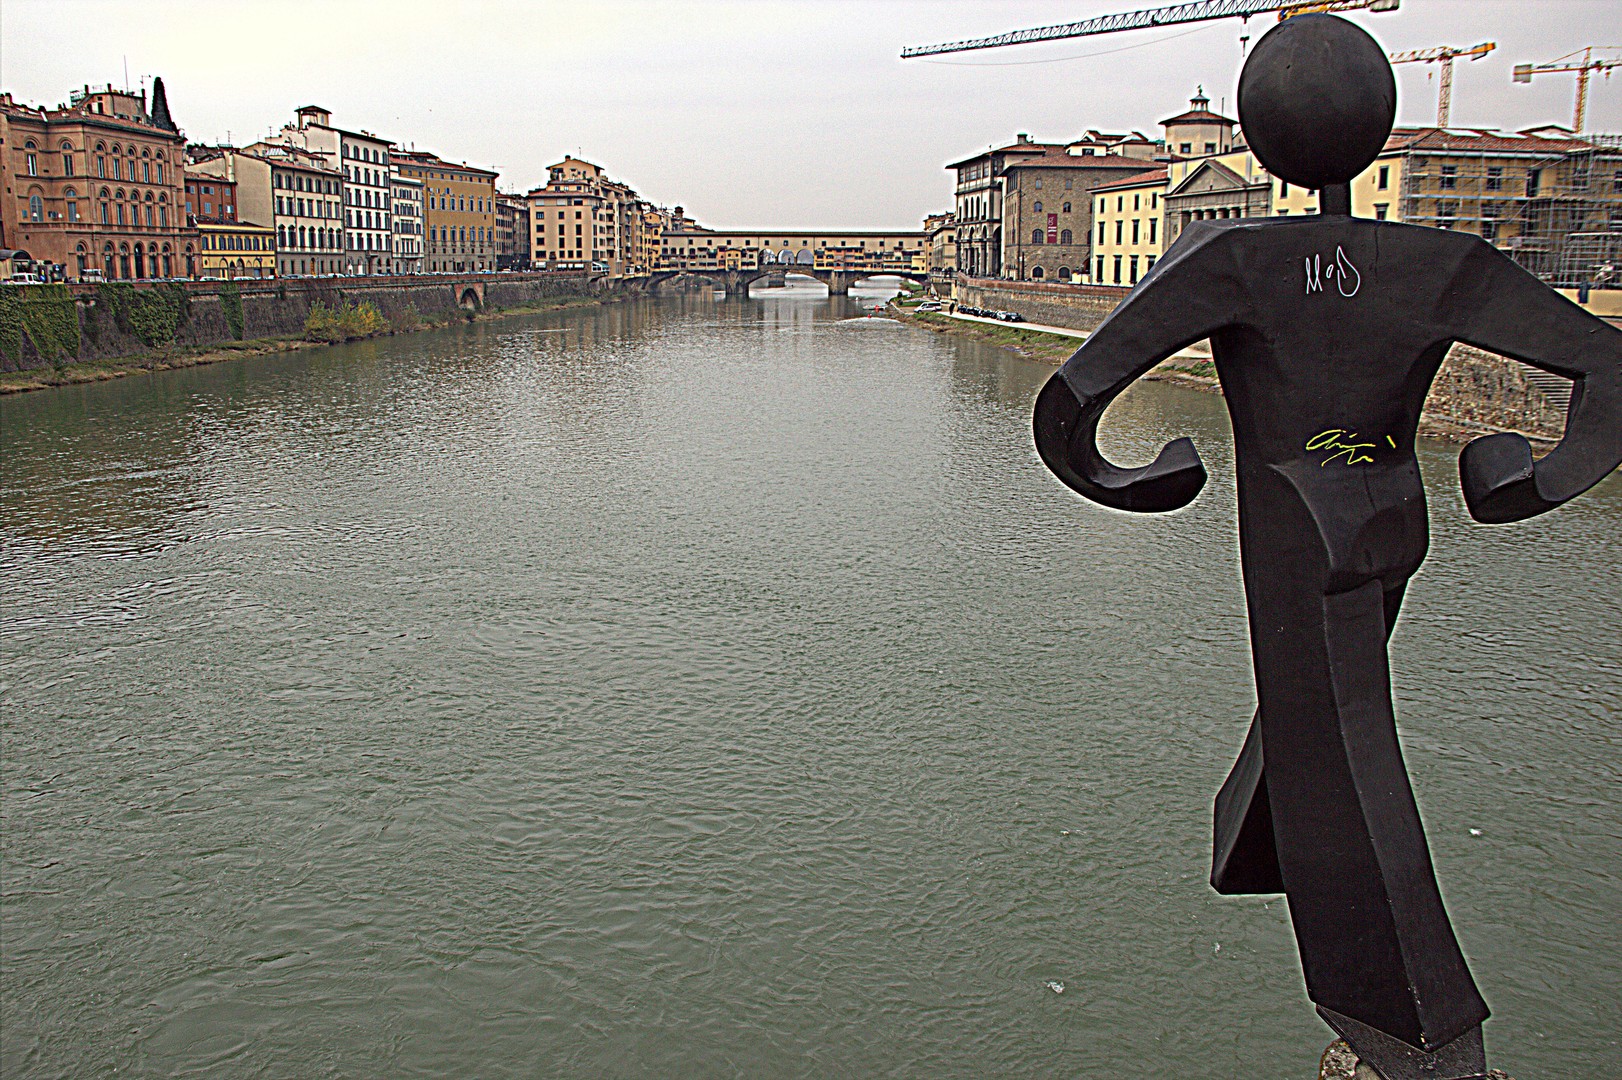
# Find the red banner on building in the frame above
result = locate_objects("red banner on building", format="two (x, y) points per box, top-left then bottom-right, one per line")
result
(1047, 213), (1058, 245)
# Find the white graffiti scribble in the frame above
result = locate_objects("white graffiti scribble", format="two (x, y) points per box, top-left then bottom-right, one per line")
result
(1304, 245), (1362, 298)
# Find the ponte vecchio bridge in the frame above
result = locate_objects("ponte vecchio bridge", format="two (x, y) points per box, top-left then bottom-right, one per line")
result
(654, 229), (929, 294)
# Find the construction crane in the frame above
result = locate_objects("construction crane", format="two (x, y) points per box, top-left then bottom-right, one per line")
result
(901, 0), (1398, 60)
(1387, 42), (1495, 127)
(1512, 47), (1622, 133)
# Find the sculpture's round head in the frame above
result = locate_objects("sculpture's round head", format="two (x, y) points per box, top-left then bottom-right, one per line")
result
(1237, 14), (1396, 191)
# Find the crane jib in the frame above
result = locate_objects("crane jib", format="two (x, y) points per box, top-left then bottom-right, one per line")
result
(899, 0), (1398, 59)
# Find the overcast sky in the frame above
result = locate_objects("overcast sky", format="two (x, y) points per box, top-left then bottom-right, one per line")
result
(4, 0), (1619, 228)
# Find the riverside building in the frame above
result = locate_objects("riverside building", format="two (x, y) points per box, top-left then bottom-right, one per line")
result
(264, 106), (394, 275)
(190, 143), (342, 277)
(391, 172), (424, 274)
(1, 79), (189, 280)
(394, 150), (498, 274)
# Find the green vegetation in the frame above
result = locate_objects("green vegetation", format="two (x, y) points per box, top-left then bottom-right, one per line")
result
(97, 282), (191, 349)
(0, 283), (81, 366)
(303, 299), (388, 343)
(219, 281), (245, 341)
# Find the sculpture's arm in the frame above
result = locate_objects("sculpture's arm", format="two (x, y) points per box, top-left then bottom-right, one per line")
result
(1033, 226), (1242, 512)
(1449, 242), (1622, 524)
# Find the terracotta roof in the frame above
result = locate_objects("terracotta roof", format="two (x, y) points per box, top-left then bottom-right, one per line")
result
(1003, 147), (1160, 170)
(944, 141), (1061, 169)
(1382, 126), (1601, 155)
(1160, 108), (1237, 127)
(1093, 167), (1169, 192)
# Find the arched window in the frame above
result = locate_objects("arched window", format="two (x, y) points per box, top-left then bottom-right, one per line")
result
(28, 193), (44, 220)
(24, 139), (38, 176)
(278, 225), (287, 247)
(1032, 266), (1045, 279)
(61, 141), (75, 175)
(1032, 200), (1042, 213)
(103, 242), (116, 278)
(1060, 229), (1073, 245)
(1058, 266), (1072, 281)
(1031, 229), (1043, 244)
(1062, 202), (1071, 213)
(76, 242), (88, 275)
(65, 187), (79, 221)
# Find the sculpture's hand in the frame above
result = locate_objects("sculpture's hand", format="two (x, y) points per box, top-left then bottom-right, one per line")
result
(1459, 432), (1560, 524)
(1034, 373), (1206, 513)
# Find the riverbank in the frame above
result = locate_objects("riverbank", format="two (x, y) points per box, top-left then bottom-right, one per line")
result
(0, 291), (611, 395)
(891, 302), (1560, 449)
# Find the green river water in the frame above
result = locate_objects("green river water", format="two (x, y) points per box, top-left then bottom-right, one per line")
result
(2, 285), (1617, 1078)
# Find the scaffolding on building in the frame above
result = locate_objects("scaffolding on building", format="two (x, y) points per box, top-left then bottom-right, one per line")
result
(1395, 133), (1622, 289)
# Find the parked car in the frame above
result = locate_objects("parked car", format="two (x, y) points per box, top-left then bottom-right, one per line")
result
(5, 272), (45, 285)
(78, 268), (105, 283)
(917, 301), (942, 312)
(995, 310), (1026, 323)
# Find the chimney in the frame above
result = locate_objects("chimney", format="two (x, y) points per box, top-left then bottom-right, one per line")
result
(1016, 133), (1031, 144)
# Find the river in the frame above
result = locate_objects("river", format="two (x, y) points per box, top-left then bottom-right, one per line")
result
(2, 282), (1618, 1078)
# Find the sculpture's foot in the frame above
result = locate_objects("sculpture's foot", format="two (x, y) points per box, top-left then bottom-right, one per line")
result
(1317, 1007), (1505, 1080)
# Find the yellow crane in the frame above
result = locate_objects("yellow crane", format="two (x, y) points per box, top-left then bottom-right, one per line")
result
(901, 0), (1399, 60)
(1387, 43), (1495, 128)
(1512, 47), (1622, 133)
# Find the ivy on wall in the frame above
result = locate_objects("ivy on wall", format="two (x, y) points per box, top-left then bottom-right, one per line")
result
(97, 282), (191, 348)
(0, 284), (81, 365)
(219, 282), (245, 341)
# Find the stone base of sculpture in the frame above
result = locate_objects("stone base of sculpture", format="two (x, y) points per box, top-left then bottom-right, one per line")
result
(1318, 1037), (1514, 1080)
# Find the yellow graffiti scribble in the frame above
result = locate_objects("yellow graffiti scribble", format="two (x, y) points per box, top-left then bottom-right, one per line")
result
(1306, 429), (1378, 466)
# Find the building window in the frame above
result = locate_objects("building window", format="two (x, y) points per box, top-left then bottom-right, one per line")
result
(1280, 180), (1289, 197)
(1031, 266), (1044, 279)
(1374, 203), (1388, 220)
(1098, 221), (1106, 244)
(1130, 255), (1140, 283)
(62, 143), (75, 175)
(1031, 229), (1043, 244)
(65, 188), (79, 220)
(1149, 219), (1157, 244)
(1205, 142), (1217, 154)
(1440, 165), (1457, 190)
(1115, 221), (1123, 245)
(1060, 228), (1072, 245)
(1131, 220), (1140, 245)
(1486, 167), (1503, 191)
(1113, 255), (1123, 283)
(27, 193), (43, 220)
(1062, 202), (1071, 213)
(1064, 178), (1072, 190)
(1180, 143), (1191, 154)
(1096, 255), (1105, 280)
(1033, 200), (1043, 213)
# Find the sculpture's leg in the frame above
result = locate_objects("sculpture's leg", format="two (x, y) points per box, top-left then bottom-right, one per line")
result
(1212, 711), (1283, 894)
(1211, 585), (1409, 897)
(1253, 577), (1488, 1055)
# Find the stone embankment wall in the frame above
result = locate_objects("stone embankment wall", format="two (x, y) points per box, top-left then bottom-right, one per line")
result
(958, 278), (1126, 333)
(1, 272), (602, 372)
(955, 275), (1603, 441)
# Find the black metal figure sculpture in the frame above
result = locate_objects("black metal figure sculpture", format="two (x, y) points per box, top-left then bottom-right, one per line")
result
(1033, 15), (1622, 1080)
